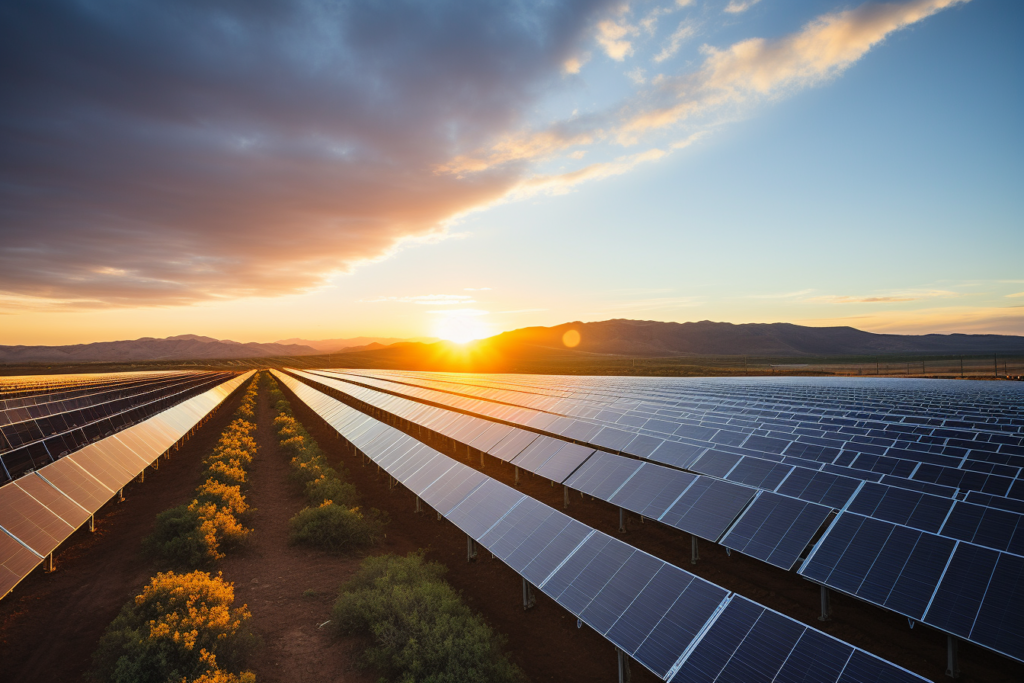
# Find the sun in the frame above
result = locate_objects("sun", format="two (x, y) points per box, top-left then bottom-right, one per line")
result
(434, 311), (490, 344)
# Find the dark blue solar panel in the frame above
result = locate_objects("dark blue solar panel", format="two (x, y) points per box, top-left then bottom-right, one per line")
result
(511, 435), (566, 470)
(605, 565), (696, 657)
(633, 576), (728, 678)
(801, 513), (955, 620)
(923, 542), (997, 639)
(551, 536), (635, 616)
(533, 443), (595, 483)
(590, 426), (636, 452)
(563, 450), (643, 499)
(419, 465), (485, 515)
(837, 649), (925, 683)
(580, 550), (663, 634)
(721, 492), (830, 570)
(446, 478), (525, 538)
(659, 477), (756, 542)
(847, 483), (953, 533)
(608, 464), (696, 520)
(691, 449), (743, 478)
(488, 429), (539, 461)
(775, 467), (861, 509)
(647, 440), (704, 469)
(774, 628), (852, 683)
(940, 501), (1024, 555)
(478, 496), (551, 562)
(969, 552), (1024, 661)
(725, 456), (793, 491)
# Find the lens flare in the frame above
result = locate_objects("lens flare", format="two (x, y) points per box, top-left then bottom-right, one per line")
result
(562, 329), (581, 348)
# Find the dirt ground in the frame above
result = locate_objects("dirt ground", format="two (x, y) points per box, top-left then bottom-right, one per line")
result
(283, 378), (1024, 683)
(2, 375), (1021, 683)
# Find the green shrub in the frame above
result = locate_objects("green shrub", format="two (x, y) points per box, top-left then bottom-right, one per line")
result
(304, 474), (359, 507)
(333, 553), (524, 683)
(143, 505), (210, 570)
(289, 502), (387, 552)
(90, 571), (257, 683)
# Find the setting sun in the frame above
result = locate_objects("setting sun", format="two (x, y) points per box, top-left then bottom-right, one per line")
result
(434, 311), (490, 344)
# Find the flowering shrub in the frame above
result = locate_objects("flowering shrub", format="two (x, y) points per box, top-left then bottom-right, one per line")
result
(90, 571), (256, 683)
(146, 374), (259, 568)
(266, 374), (387, 553)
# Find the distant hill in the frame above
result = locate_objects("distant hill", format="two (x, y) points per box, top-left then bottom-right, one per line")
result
(0, 335), (321, 363)
(274, 336), (438, 353)
(483, 319), (1024, 357)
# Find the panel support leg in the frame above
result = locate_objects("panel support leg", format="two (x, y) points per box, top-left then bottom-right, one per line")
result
(415, 496), (423, 513)
(616, 647), (632, 683)
(118, 488), (124, 502)
(563, 485), (570, 509)
(522, 577), (536, 610)
(515, 466), (520, 486)
(946, 635), (960, 679)
(89, 515), (95, 532)
(691, 536), (700, 565)
(619, 507), (626, 533)
(481, 451), (485, 468)
(467, 536), (478, 562)
(818, 586), (832, 622)
(46, 552), (54, 573)
(138, 469), (144, 483)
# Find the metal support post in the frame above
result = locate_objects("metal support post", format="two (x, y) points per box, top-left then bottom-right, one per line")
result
(437, 511), (442, 521)
(563, 485), (570, 509)
(946, 635), (960, 679)
(138, 469), (144, 483)
(522, 577), (536, 610)
(467, 536), (478, 562)
(619, 507), (626, 533)
(118, 488), (124, 502)
(415, 496), (423, 513)
(515, 466), (520, 486)
(616, 647), (632, 683)
(691, 536), (700, 565)
(46, 552), (54, 573)
(89, 515), (95, 532)
(818, 586), (832, 622)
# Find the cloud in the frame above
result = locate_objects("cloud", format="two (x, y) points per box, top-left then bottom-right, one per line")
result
(361, 294), (476, 305)
(801, 306), (1024, 335)
(620, 0), (969, 140)
(654, 21), (697, 62)
(0, 0), (617, 309)
(749, 289), (815, 299)
(724, 0), (762, 14)
(1007, 292), (1024, 298)
(808, 289), (957, 304)
(597, 19), (639, 61)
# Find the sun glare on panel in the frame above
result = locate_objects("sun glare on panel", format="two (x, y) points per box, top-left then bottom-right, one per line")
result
(434, 311), (490, 344)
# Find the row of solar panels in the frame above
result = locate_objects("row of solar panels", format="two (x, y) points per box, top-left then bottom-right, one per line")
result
(0, 371), (184, 408)
(0, 372), (252, 598)
(0, 373), (236, 484)
(360, 370), (1024, 468)
(324, 370), (1024, 512)
(292, 369), (1024, 665)
(342, 370), (1024, 491)
(0, 372), (200, 425)
(271, 370), (926, 683)
(312, 371), (1024, 554)
(1, 372), (229, 448)
(402, 371), (1024, 429)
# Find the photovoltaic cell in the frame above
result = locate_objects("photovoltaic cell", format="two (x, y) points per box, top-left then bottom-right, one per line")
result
(659, 477), (756, 542)
(563, 451), (643, 500)
(847, 483), (953, 534)
(533, 443), (595, 483)
(775, 468), (861, 509)
(608, 464), (696, 520)
(720, 492), (830, 570)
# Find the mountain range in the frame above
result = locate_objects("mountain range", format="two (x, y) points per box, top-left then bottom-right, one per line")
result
(2, 320), (1022, 365)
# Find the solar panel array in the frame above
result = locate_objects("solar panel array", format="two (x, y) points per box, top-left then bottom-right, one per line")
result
(0, 371), (252, 598)
(0, 371), (234, 483)
(293, 368), (1024, 666)
(272, 370), (926, 683)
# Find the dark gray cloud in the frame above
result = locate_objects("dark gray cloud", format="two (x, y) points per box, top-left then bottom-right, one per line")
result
(0, 0), (613, 306)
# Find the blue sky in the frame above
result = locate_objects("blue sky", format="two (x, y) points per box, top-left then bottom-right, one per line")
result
(1, 0), (1020, 344)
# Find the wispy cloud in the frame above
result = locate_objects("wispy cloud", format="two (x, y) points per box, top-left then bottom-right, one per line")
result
(1007, 291), (1024, 298)
(809, 289), (957, 304)
(724, 0), (762, 14)
(654, 21), (696, 62)
(801, 305), (1024, 335)
(597, 18), (640, 61)
(748, 288), (814, 299)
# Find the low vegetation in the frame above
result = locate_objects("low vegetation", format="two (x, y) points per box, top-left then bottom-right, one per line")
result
(266, 374), (386, 551)
(333, 553), (524, 683)
(145, 373), (260, 568)
(90, 570), (257, 683)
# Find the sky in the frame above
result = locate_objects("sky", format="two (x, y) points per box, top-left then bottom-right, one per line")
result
(1, 0), (1021, 345)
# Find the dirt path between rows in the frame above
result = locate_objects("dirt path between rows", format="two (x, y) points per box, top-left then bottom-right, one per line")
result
(214, 382), (374, 683)
(0, 383), (248, 681)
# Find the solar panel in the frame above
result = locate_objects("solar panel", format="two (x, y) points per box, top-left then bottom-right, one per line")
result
(659, 477), (756, 542)
(607, 464), (697, 520)
(563, 451), (643, 499)
(800, 513), (955, 620)
(720, 492), (831, 570)
(847, 483), (954, 534)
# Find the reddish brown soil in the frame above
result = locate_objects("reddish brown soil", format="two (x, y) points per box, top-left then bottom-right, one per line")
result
(282, 379), (1024, 683)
